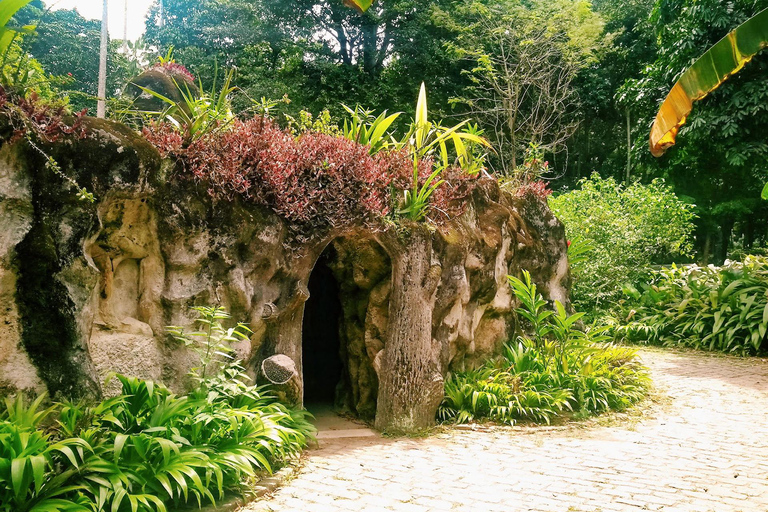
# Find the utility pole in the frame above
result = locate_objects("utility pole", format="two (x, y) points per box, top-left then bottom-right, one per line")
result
(122, 0), (128, 53)
(97, 0), (108, 118)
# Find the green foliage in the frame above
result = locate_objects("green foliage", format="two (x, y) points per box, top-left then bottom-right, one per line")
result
(617, 0), (768, 260)
(344, 82), (489, 221)
(0, 0), (34, 67)
(23, 6), (143, 113)
(0, 0), (64, 103)
(610, 256), (768, 355)
(167, 306), (251, 382)
(342, 105), (401, 155)
(0, 307), (314, 512)
(443, 0), (606, 173)
(549, 174), (697, 313)
(439, 270), (650, 425)
(284, 109), (340, 136)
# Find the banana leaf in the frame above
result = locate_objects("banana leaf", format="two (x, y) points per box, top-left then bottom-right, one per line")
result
(342, 0), (373, 12)
(650, 7), (768, 157)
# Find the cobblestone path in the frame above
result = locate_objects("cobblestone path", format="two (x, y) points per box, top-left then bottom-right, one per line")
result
(246, 349), (768, 512)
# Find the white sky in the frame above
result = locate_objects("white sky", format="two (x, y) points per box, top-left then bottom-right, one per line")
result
(46, 0), (154, 41)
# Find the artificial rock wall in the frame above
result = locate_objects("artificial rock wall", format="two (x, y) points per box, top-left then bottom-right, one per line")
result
(0, 118), (569, 423)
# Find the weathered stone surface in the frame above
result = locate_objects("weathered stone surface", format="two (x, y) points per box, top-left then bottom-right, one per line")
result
(0, 120), (569, 428)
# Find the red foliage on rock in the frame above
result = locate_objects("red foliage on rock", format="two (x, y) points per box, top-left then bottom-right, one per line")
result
(515, 180), (552, 201)
(150, 62), (195, 83)
(0, 87), (87, 145)
(144, 117), (481, 232)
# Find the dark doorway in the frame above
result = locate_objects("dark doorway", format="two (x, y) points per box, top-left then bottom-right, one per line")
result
(302, 250), (343, 405)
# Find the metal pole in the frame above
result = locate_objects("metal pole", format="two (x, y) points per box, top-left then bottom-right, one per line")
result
(97, 0), (108, 118)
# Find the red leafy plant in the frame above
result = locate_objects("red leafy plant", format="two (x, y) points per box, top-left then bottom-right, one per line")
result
(144, 117), (480, 232)
(0, 87), (87, 144)
(515, 180), (552, 201)
(151, 61), (195, 84)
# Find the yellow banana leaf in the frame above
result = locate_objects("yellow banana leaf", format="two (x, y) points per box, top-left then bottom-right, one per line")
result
(650, 7), (768, 157)
(342, 0), (374, 12)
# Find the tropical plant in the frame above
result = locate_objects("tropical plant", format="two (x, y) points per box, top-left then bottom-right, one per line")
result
(0, 307), (314, 512)
(342, 104), (401, 155)
(610, 256), (768, 355)
(649, 7), (768, 157)
(0, 0), (34, 76)
(438, 270), (650, 425)
(394, 83), (490, 221)
(168, 305), (252, 382)
(136, 66), (236, 144)
(548, 174), (697, 314)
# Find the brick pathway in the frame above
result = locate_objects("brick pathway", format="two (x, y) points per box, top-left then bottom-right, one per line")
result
(245, 349), (768, 512)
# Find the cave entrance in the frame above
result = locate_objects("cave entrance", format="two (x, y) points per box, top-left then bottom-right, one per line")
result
(302, 248), (344, 408)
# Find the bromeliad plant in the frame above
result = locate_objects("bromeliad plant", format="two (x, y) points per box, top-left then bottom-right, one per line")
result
(342, 104), (401, 155)
(136, 66), (236, 145)
(438, 270), (650, 425)
(398, 84), (490, 221)
(342, 83), (490, 221)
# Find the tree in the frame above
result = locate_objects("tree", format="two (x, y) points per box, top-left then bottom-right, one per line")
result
(445, 0), (605, 174)
(558, 0), (657, 185)
(620, 0), (768, 263)
(24, 6), (139, 113)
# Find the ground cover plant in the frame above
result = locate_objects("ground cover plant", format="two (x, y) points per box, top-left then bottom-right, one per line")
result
(438, 271), (650, 425)
(609, 256), (768, 355)
(0, 307), (314, 512)
(548, 174), (697, 314)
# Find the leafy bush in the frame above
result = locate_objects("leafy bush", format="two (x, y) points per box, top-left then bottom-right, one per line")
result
(0, 307), (314, 512)
(609, 256), (768, 355)
(548, 174), (697, 313)
(438, 271), (650, 425)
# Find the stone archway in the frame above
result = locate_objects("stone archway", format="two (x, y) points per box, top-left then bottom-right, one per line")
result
(299, 236), (392, 421)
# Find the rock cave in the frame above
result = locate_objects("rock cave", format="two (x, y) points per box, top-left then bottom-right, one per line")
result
(0, 115), (570, 432)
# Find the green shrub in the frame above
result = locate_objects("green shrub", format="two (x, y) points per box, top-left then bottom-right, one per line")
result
(438, 271), (650, 425)
(0, 307), (314, 512)
(609, 256), (768, 355)
(548, 174), (696, 314)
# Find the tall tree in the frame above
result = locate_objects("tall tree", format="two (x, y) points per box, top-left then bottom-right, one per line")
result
(440, 0), (605, 174)
(558, 0), (657, 186)
(621, 0), (768, 262)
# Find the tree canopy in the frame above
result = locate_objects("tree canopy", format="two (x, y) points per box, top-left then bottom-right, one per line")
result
(17, 0), (768, 262)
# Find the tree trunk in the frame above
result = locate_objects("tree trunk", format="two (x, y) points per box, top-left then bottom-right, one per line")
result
(625, 109), (631, 184)
(374, 225), (444, 433)
(702, 231), (712, 265)
(719, 220), (734, 264)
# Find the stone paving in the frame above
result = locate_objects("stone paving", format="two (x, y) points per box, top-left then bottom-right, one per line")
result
(244, 349), (768, 512)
